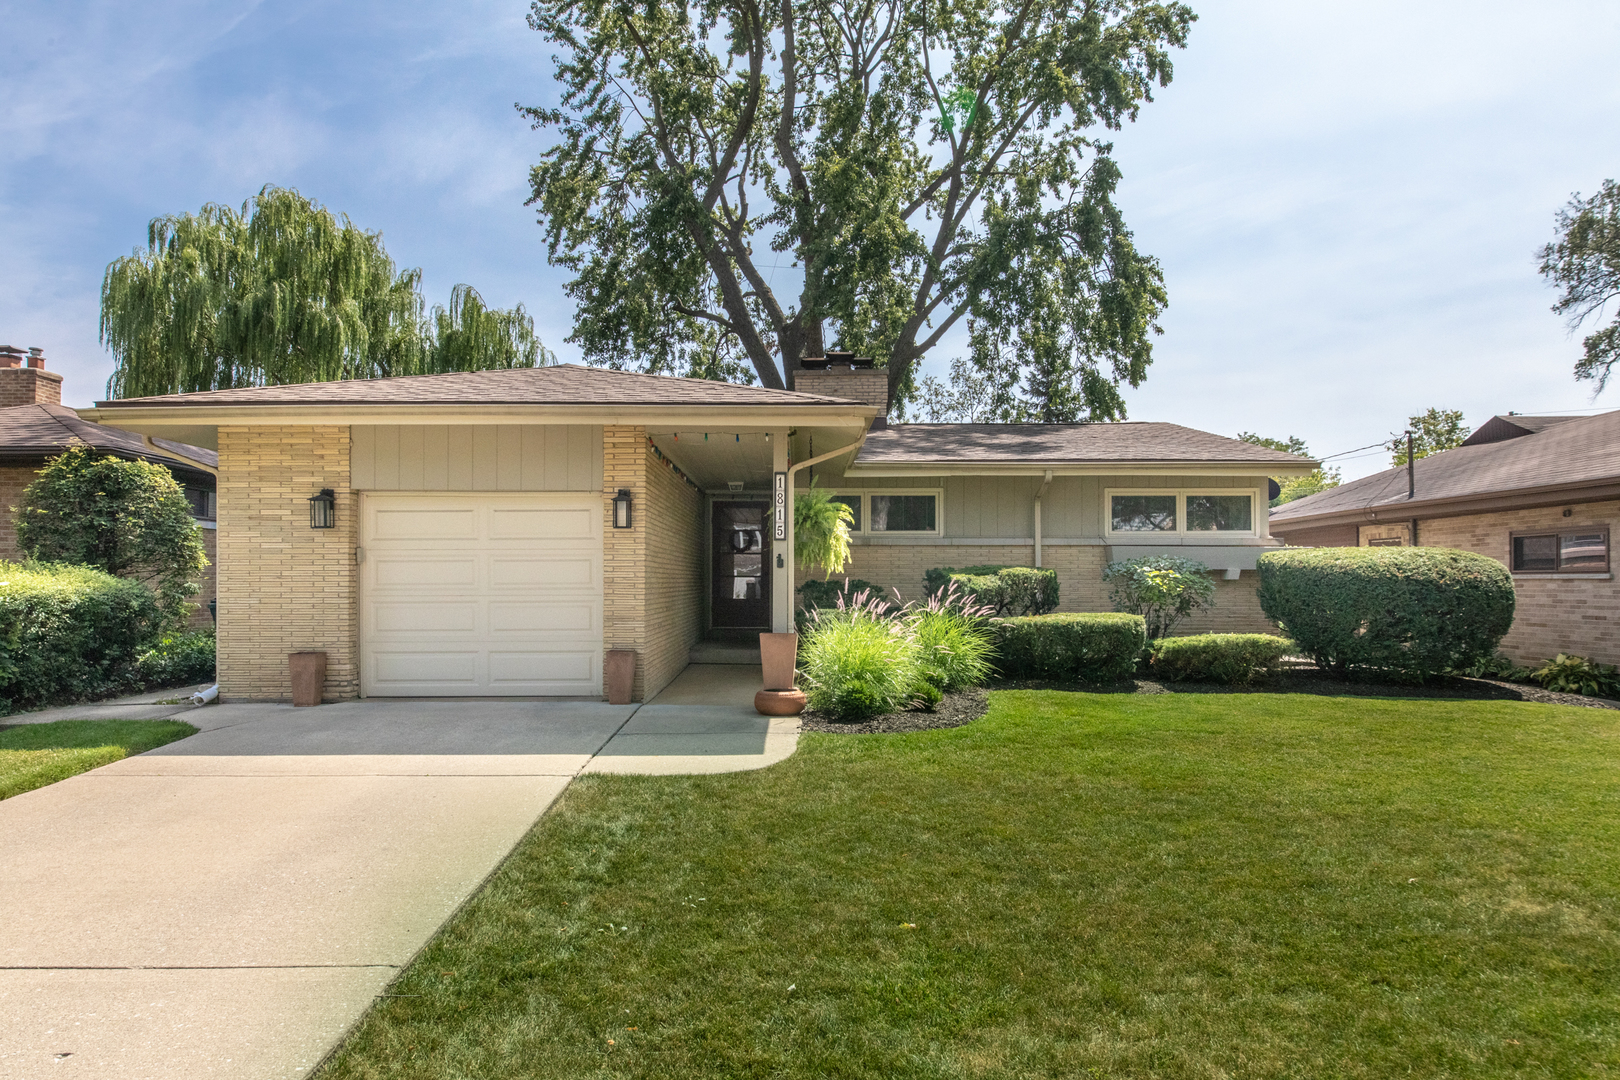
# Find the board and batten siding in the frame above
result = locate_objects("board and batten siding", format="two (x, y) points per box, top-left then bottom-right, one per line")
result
(351, 425), (604, 492)
(807, 468), (1269, 539)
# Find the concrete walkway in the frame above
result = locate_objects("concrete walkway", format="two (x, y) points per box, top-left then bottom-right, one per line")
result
(0, 667), (798, 1078)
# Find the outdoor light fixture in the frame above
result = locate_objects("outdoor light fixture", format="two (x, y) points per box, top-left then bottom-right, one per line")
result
(612, 488), (633, 529)
(308, 488), (336, 530)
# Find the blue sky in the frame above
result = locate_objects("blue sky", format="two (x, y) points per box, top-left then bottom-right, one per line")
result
(2, 0), (1616, 479)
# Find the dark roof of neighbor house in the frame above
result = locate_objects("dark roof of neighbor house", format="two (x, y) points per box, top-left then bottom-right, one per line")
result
(0, 403), (217, 474)
(852, 423), (1316, 467)
(1458, 413), (1582, 446)
(1271, 409), (1620, 524)
(94, 364), (867, 409)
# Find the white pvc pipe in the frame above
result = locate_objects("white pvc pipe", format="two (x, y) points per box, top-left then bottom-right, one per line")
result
(190, 683), (219, 706)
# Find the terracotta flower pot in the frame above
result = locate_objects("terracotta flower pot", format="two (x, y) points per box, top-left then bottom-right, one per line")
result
(755, 688), (807, 716)
(289, 651), (327, 707)
(759, 632), (798, 691)
(605, 649), (637, 705)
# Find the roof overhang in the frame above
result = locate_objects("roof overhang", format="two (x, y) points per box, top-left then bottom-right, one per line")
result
(1270, 478), (1620, 530)
(845, 460), (1318, 478)
(76, 403), (877, 451)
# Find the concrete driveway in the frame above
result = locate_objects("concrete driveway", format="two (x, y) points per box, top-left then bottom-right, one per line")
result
(0, 672), (796, 1078)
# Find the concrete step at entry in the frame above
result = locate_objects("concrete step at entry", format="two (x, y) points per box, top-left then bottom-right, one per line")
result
(690, 641), (762, 665)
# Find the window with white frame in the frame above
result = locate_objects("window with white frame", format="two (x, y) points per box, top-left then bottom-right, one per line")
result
(1106, 489), (1258, 537)
(825, 490), (941, 535)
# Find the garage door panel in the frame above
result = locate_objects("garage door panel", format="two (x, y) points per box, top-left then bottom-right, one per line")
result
(370, 651), (481, 685)
(489, 507), (597, 539)
(489, 601), (598, 633)
(362, 493), (603, 697)
(371, 601), (479, 634)
(374, 557), (478, 588)
(490, 556), (597, 589)
(372, 508), (479, 540)
(488, 650), (600, 686)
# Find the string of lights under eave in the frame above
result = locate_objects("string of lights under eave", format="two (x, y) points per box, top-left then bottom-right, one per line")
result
(644, 437), (701, 491)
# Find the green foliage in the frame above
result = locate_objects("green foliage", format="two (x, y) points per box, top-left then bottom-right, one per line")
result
(1257, 547), (1516, 679)
(793, 483), (855, 578)
(1274, 468), (1341, 505)
(0, 561), (163, 711)
(1237, 432), (1309, 455)
(1530, 654), (1620, 698)
(1389, 408), (1466, 466)
(17, 448), (207, 628)
(1236, 432), (1340, 506)
(101, 185), (552, 397)
(1104, 555), (1216, 640)
(520, 0), (1192, 416)
(1449, 652), (1536, 683)
(910, 607), (995, 693)
(1150, 633), (1292, 685)
(925, 565), (1058, 616)
(1540, 179), (1620, 390)
(799, 606), (921, 721)
(796, 578), (878, 615)
(993, 612), (1146, 683)
(133, 628), (216, 688)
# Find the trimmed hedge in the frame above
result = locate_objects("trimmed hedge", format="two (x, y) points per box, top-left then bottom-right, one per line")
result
(1257, 547), (1515, 678)
(797, 578), (879, 613)
(926, 565), (1058, 616)
(993, 613), (1146, 683)
(134, 628), (216, 688)
(1150, 633), (1292, 685)
(0, 561), (163, 711)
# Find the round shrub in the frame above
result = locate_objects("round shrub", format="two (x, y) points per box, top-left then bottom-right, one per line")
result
(1150, 633), (1292, 685)
(1257, 547), (1515, 678)
(799, 609), (921, 720)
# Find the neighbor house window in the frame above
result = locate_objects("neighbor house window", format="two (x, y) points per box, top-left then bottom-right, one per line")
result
(823, 491), (941, 535)
(1106, 490), (1258, 537)
(183, 486), (216, 520)
(1511, 528), (1609, 573)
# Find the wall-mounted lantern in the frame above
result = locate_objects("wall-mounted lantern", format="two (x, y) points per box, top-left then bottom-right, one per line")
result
(309, 488), (336, 530)
(612, 488), (633, 529)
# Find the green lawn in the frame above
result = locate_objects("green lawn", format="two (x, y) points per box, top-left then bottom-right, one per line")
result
(320, 692), (1620, 1079)
(0, 719), (197, 800)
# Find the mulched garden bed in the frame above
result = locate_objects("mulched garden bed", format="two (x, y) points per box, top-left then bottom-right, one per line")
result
(802, 668), (1617, 734)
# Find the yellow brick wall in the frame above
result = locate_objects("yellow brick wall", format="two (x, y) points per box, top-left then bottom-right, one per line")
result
(804, 542), (1277, 634)
(217, 426), (357, 701)
(603, 426), (649, 700)
(1417, 501), (1620, 666)
(643, 441), (704, 698)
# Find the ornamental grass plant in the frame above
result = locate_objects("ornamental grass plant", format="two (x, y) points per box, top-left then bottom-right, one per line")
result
(799, 592), (921, 720)
(910, 585), (996, 692)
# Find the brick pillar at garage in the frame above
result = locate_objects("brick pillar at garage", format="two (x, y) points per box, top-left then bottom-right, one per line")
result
(216, 426), (358, 701)
(603, 425), (649, 701)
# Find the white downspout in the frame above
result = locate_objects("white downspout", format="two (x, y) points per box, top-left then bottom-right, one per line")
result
(1033, 470), (1053, 568)
(785, 424), (875, 599)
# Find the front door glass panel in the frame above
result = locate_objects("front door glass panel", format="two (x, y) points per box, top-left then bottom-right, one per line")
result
(712, 502), (770, 628)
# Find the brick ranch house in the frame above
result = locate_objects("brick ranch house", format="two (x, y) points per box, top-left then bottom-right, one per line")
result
(77, 360), (1314, 703)
(1270, 409), (1620, 666)
(0, 345), (218, 627)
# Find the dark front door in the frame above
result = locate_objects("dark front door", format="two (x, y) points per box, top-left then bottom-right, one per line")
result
(712, 502), (770, 629)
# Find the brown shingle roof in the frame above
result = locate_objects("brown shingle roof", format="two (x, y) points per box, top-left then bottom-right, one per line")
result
(94, 364), (865, 409)
(1459, 413), (1581, 446)
(1271, 409), (1620, 523)
(852, 423), (1315, 467)
(0, 404), (217, 472)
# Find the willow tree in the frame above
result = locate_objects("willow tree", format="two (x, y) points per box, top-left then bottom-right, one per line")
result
(522, 0), (1191, 418)
(102, 186), (551, 398)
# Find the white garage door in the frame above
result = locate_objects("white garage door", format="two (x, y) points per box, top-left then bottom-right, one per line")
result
(360, 493), (603, 696)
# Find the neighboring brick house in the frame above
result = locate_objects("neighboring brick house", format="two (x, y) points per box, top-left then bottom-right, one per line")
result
(77, 359), (1314, 703)
(1270, 410), (1620, 666)
(0, 345), (218, 628)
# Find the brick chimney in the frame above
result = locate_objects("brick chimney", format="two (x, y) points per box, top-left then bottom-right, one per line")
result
(0, 347), (64, 407)
(793, 352), (889, 415)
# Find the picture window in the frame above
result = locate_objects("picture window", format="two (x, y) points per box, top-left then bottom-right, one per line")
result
(1106, 490), (1258, 537)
